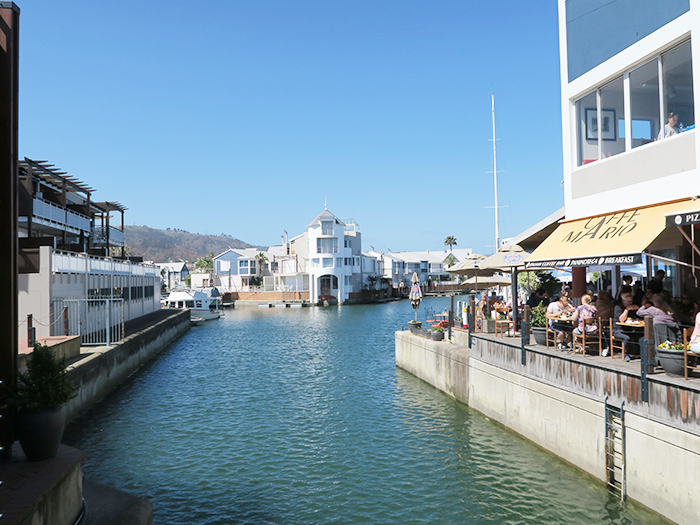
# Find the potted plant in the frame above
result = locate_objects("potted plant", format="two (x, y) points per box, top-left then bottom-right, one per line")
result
(431, 325), (445, 341)
(656, 340), (686, 376)
(6, 343), (78, 461)
(530, 303), (548, 346)
(421, 328), (431, 339)
(408, 320), (422, 334)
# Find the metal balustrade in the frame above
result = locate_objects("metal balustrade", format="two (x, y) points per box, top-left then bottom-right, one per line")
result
(32, 197), (91, 232)
(52, 249), (158, 277)
(92, 225), (125, 246)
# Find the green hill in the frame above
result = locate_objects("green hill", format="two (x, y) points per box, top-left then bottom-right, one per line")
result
(124, 225), (255, 263)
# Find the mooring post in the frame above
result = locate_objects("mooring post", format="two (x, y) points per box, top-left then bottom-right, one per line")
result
(468, 295), (476, 348)
(448, 294), (454, 341)
(64, 306), (69, 335)
(521, 305), (531, 365)
(639, 316), (655, 403)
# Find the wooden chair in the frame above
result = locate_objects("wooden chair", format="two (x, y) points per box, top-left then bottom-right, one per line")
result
(495, 311), (514, 337)
(546, 321), (559, 349)
(608, 318), (626, 360)
(572, 318), (602, 355)
(683, 327), (700, 379)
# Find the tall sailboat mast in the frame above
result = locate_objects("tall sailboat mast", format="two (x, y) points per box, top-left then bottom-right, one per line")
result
(491, 93), (500, 250)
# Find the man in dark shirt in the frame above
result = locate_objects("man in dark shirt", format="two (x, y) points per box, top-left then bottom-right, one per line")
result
(647, 270), (665, 294)
(612, 293), (641, 353)
(527, 287), (549, 308)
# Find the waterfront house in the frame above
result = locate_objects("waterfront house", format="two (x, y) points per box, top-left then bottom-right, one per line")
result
(365, 248), (473, 289)
(156, 262), (190, 290)
(213, 209), (376, 304)
(18, 158), (160, 342)
(526, 1), (700, 297)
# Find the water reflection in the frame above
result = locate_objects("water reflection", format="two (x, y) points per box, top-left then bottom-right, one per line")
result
(64, 298), (670, 524)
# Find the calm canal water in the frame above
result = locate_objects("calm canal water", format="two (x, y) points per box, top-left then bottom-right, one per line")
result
(64, 298), (670, 524)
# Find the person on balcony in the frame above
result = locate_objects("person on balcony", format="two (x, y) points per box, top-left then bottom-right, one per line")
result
(657, 111), (679, 139)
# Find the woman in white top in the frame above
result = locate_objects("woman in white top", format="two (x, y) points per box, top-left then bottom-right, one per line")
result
(657, 111), (679, 139)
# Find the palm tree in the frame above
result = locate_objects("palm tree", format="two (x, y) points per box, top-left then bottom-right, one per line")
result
(366, 274), (378, 302)
(444, 236), (457, 251)
(254, 252), (269, 277)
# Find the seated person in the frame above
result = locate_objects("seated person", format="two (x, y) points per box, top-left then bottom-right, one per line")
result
(688, 311), (700, 355)
(527, 287), (549, 308)
(657, 111), (679, 140)
(596, 290), (614, 321)
(546, 294), (575, 349)
(675, 293), (695, 327)
(612, 293), (642, 353)
(637, 294), (676, 324)
(572, 294), (598, 335)
(632, 281), (644, 306)
(615, 275), (634, 301)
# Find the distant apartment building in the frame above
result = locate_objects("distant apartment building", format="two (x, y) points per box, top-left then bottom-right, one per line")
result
(366, 249), (473, 288)
(18, 158), (160, 341)
(213, 209), (374, 304)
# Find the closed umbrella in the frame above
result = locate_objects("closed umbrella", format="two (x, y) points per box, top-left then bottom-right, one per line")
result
(409, 272), (422, 322)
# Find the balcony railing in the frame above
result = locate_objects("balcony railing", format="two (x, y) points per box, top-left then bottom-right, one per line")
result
(52, 249), (158, 277)
(92, 226), (125, 247)
(32, 197), (91, 233)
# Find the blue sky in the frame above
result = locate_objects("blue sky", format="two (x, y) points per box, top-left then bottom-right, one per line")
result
(17, 0), (563, 255)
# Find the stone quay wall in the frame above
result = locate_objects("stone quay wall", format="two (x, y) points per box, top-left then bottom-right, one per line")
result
(64, 310), (190, 424)
(395, 330), (700, 525)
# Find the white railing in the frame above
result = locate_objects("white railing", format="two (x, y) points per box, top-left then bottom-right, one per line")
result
(92, 226), (125, 246)
(32, 197), (91, 233)
(52, 250), (158, 277)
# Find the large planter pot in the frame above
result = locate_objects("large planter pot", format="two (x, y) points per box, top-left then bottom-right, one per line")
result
(431, 331), (444, 341)
(483, 319), (496, 333)
(408, 321), (422, 334)
(656, 347), (686, 376)
(16, 408), (66, 461)
(532, 326), (547, 346)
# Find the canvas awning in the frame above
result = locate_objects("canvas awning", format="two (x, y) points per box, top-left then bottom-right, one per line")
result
(526, 200), (699, 269)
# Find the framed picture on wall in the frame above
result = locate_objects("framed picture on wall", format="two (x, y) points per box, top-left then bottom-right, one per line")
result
(585, 108), (616, 141)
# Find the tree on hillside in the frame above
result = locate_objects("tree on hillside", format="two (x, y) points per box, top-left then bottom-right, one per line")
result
(444, 236), (457, 251)
(254, 252), (269, 277)
(195, 252), (215, 270)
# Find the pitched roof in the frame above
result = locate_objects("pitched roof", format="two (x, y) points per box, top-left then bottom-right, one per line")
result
(305, 209), (345, 228)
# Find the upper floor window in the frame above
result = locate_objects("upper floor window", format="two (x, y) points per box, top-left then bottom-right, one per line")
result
(575, 39), (694, 167)
(317, 238), (338, 254)
(321, 221), (334, 235)
(323, 258), (333, 268)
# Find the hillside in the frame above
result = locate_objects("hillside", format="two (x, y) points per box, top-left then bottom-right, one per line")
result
(124, 225), (255, 262)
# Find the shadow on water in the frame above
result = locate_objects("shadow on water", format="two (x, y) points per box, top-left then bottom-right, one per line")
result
(65, 299), (672, 524)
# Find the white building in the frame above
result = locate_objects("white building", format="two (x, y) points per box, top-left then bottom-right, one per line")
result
(17, 159), (160, 341)
(213, 209), (375, 303)
(527, 1), (700, 297)
(366, 248), (473, 288)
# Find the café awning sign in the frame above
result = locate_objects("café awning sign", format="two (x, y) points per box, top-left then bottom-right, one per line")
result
(526, 200), (698, 269)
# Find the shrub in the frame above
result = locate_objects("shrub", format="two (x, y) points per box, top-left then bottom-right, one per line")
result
(7, 343), (78, 413)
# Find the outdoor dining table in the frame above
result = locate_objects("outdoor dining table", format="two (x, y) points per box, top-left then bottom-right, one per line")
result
(616, 320), (646, 328)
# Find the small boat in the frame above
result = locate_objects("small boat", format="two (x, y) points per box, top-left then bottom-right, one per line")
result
(164, 290), (221, 321)
(190, 317), (206, 326)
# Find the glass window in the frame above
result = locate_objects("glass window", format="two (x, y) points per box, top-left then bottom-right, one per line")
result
(630, 59), (660, 148)
(577, 91), (597, 166)
(312, 258), (320, 268)
(250, 260), (256, 274)
(336, 258), (343, 267)
(317, 238), (338, 254)
(323, 258), (333, 268)
(662, 40), (694, 137)
(321, 221), (334, 235)
(600, 77), (625, 158)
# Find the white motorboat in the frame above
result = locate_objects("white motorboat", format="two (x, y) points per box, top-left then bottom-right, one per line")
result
(164, 290), (221, 320)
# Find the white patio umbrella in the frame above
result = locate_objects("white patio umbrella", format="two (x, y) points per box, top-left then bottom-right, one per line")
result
(464, 274), (512, 290)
